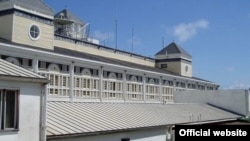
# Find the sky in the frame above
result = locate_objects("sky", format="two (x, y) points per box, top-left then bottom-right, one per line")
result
(44, 0), (250, 89)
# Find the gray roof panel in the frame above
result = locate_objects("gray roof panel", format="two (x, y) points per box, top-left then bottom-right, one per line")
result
(0, 0), (54, 16)
(0, 59), (48, 83)
(47, 102), (241, 137)
(156, 42), (192, 59)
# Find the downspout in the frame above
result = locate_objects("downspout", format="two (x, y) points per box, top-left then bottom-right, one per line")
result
(41, 83), (48, 141)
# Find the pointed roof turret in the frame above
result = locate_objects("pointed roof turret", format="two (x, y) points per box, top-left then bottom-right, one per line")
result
(54, 9), (85, 25)
(155, 42), (192, 59)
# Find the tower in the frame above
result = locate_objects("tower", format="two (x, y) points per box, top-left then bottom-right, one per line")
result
(0, 0), (54, 50)
(155, 42), (192, 77)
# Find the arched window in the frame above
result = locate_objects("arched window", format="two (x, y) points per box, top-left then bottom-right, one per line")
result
(130, 76), (137, 82)
(48, 64), (60, 72)
(108, 72), (117, 79)
(149, 78), (155, 84)
(6, 57), (20, 66)
(81, 68), (91, 76)
(164, 81), (169, 86)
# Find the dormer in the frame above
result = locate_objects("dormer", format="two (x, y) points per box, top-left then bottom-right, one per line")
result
(0, 0), (54, 50)
(155, 42), (192, 77)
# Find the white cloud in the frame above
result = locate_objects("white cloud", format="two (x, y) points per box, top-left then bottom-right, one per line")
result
(227, 81), (250, 89)
(93, 30), (114, 42)
(173, 19), (209, 42)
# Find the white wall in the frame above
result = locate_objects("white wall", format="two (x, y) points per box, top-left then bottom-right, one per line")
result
(0, 80), (42, 141)
(174, 89), (249, 116)
(49, 127), (167, 141)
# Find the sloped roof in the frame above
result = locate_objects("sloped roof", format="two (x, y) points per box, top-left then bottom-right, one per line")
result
(0, 0), (54, 16)
(0, 59), (49, 83)
(155, 42), (192, 59)
(46, 102), (241, 138)
(54, 9), (85, 25)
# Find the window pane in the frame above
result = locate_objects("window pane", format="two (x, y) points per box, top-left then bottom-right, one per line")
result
(5, 91), (16, 128)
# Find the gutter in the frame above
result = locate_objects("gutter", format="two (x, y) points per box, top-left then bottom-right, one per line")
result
(0, 75), (50, 83)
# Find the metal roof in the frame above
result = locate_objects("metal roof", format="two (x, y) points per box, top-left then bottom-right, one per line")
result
(155, 42), (192, 59)
(0, 0), (54, 16)
(0, 59), (48, 83)
(47, 102), (241, 138)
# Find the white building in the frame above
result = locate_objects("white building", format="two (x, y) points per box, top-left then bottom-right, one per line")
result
(0, 0), (242, 141)
(0, 59), (48, 141)
(0, 0), (218, 104)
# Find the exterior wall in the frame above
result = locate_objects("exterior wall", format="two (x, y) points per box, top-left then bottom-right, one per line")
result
(180, 61), (192, 77)
(54, 39), (155, 67)
(174, 89), (249, 116)
(0, 80), (42, 141)
(0, 14), (13, 40)
(160, 61), (181, 75)
(48, 127), (168, 141)
(12, 15), (54, 50)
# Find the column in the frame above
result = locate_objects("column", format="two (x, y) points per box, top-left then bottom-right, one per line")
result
(99, 66), (103, 102)
(123, 70), (127, 102)
(143, 74), (146, 102)
(32, 57), (39, 73)
(70, 62), (74, 101)
(159, 76), (163, 103)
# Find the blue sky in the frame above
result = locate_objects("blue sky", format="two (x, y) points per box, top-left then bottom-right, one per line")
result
(44, 0), (250, 89)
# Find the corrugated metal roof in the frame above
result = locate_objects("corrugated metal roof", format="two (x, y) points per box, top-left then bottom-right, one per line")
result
(0, 59), (48, 83)
(47, 102), (241, 137)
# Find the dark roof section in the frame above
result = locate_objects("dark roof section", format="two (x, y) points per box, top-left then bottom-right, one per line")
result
(155, 42), (192, 59)
(54, 9), (85, 25)
(0, 0), (54, 16)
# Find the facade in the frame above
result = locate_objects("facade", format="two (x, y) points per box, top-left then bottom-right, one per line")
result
(0, 59), (48, 141)
(0, 0), (219, 104)
(0, 0), (237, 141)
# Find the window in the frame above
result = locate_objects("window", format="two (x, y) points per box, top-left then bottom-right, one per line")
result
(29, 24), (40, 40)
(185, 65), (188, 72)
(0, 89), (19, 130)
(121, 138), (130, 141)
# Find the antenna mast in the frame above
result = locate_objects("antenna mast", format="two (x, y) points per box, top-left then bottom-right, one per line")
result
(131, 24), (134, 52)
(115, 0), (118, 49)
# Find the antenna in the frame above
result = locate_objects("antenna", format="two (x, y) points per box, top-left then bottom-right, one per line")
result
(131, 24), (134, 52)
(115, 0), (118, 49)
(162, 37), (165, 48)
(115, 19), (118, 49)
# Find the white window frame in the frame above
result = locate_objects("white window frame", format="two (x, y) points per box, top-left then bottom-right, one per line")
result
(29, 24), (41, 41)
(0, 89), (19, 131)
